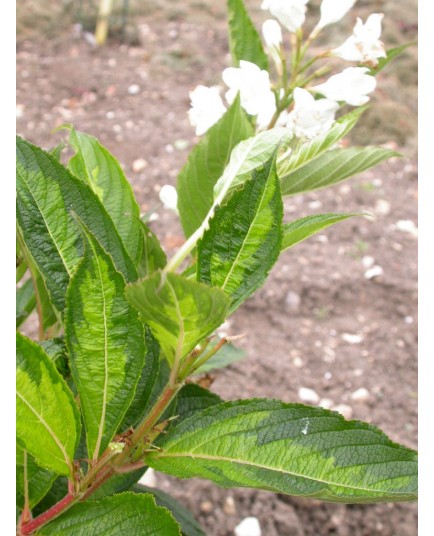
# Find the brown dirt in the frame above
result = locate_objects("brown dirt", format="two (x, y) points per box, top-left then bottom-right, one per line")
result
(17, 0), (417, 534)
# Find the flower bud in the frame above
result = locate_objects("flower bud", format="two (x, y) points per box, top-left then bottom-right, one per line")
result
(261, 0), (309, 33)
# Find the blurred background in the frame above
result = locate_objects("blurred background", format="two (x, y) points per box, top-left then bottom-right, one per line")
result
(17, 0), (417, 534)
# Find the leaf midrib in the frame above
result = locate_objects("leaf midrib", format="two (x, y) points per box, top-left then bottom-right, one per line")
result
(151, 451), (414, 496)
(221, 166), (273, 291)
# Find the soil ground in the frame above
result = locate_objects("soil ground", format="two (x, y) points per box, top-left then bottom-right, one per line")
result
(17, 0), (418, 534)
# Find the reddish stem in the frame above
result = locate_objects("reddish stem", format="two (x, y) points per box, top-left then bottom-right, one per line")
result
(20, 494), (76, 535)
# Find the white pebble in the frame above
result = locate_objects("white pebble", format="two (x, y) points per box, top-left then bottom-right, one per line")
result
(351, 388), (370, 402)
(132, 158), (148, 173)
(159, 184), (178, 212)
(298, 387), (320, 405)
(128, 84), (141, 95)
(374, 199), (391, 216)
(404, 316), (414, 324)
(361, 255), (375, 269)
(395, 220), (418, 238)
(16, 104), (24, 118)
(333, 404), (353, 420)
(341, 333), (363, 345)
(285, 291), (301, 310)
(138, 468), (157, 488)
(234, 517), (261, 536)
(364, 265), (384, 280)
(319, 398), (334, 409)
(308, 200), (322, 210)
(293, 357), (303, 368)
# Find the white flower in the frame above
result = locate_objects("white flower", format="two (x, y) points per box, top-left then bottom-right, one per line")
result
(187, 85), (226, 136)
(159, 184), (178, 212)
(262, 19), (283, 75)
(261, 0), (309, 33)
(332, 13), (387, 67)
(286, 88), (339, 139)
(317, 0), (357, 30)
(311, 67), (376, 106)
(222, 60), (276, 128)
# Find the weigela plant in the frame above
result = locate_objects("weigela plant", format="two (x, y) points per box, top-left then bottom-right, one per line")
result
(16, 0), (417, 534)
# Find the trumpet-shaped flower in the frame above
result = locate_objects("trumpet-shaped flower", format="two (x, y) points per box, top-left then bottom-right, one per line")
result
(222, 60), (276, 128)
(159, 184), (178, 212)
(332, 13), (386, 67)
(261, 0), (309, 33)
(317, 0), (357, 30)
(188, 85), (227, 136)
(311, 67), (376, 106)
(286, 88), (339, 139)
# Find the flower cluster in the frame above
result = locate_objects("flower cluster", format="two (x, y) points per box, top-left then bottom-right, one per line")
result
(186, 0), (387, 141)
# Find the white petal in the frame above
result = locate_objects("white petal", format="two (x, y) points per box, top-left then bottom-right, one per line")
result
(312, 67), (376, 106)
(261, 0), (309, 33)
(262, 19), (282, 49)
(318, 0), (357, 29)
(188, 85), (226, 135)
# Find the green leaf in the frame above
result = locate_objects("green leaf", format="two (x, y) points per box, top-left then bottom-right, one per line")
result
(16, 332), (80, 476)
(282, 212), (363, 251)
(277, 106), (368, 179)
(177, 96), (253, 238)
(369, 42), (417, 75)
(16, 279), (36, 327)
(40, 338), (70, 379)
(16, 447), (56, 510)
(137, 222), (167, 278)
(16, 233), (59, 332)
(16, 136), (137, 312)
(68, 128), (143, 266)
(32, 477), (69, 517)
(281, 146), (399, 196)
(193, 338), (246, 374)
(133, 485), (206, 536)
(174, 384), (223, 423)
(227, 0), (268, 70)
(65, 223), (145, 460)
(198, 153), (283, 313)
(147, 399), (418, 503)
(39, 492), (181, 535)
(213, 127), (291, 201)
(16, 236), (28, 283)
(126, 272), (230, 366)
(121, 328), (161, 429)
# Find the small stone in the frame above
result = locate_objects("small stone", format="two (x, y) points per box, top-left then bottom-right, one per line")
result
(404, 316), (414, 324)
(200, 501), (213, 514)
(293, 357), (303, 368)
(364, 265), (384, 280)
(332, 404), (353, 419)
(341, 333), (363, 344)
(308, 200), (322, 210)
(298, 387), (320, 405)
(324, 372), (332, 380)
(374, 199), (391, 216)
(319, 398), (334, 409)
(395, 219), (418, 238)
(285, 291), (301, 311)
(234, 517), (261, 536)
(132, 158), (148, 173)
(223, 496), (236, 516)
(351, 387), (370, 403)
(16, 104), (25, 118)
(128, 84), (141, 95)
(138, 468), (157, 488)
(361, 255), (375, 269)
